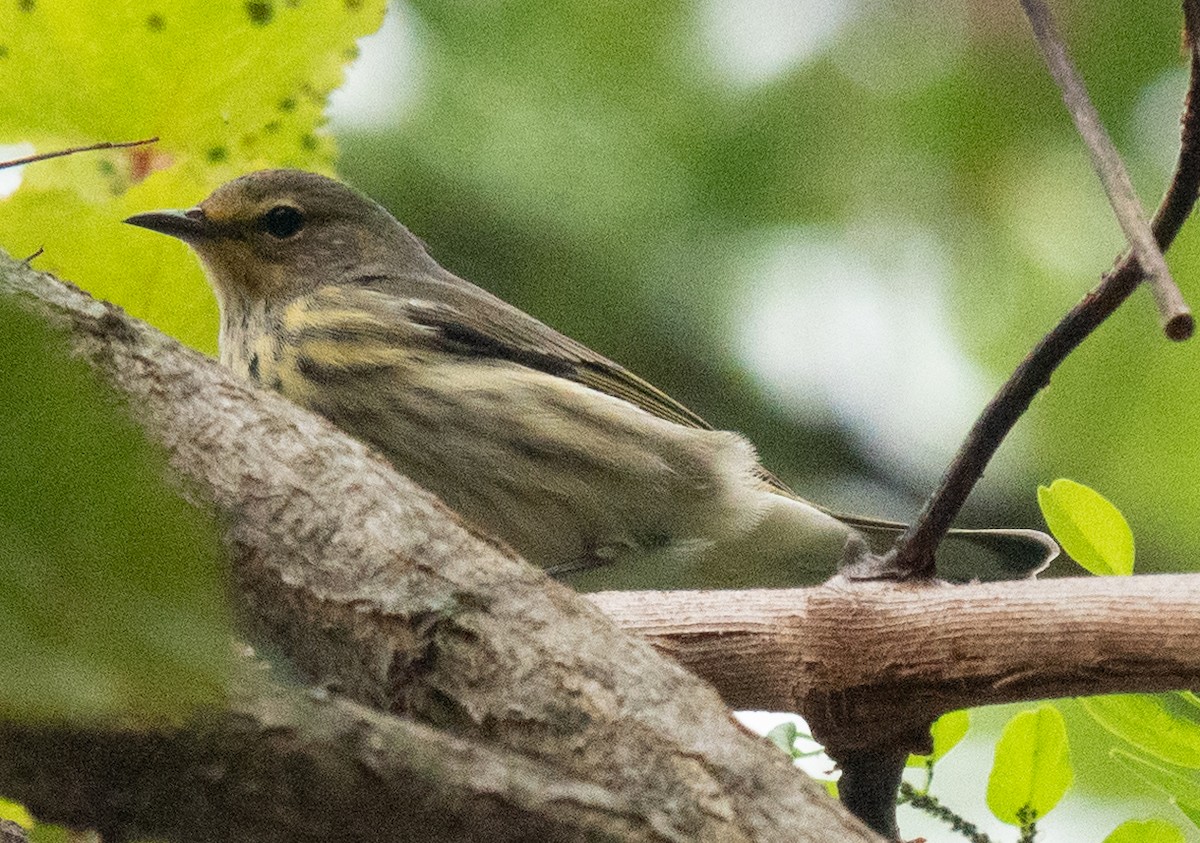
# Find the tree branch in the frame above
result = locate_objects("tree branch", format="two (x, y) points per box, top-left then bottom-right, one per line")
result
(588, 575), (1200, 751)
(888, 7), (1200, 579)
(1019, 0), (1191, 339)
(0, 660), (706, 843)
(0, 137), (158, 171)
(0, 254), (881, 842)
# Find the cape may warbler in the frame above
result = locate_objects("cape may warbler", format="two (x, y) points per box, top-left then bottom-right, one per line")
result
(126, 170), (1056, 590)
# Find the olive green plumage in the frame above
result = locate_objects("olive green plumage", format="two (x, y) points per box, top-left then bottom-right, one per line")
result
(126, 170), (1057, 590)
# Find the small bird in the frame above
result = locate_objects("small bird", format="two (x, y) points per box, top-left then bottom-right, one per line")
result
(126, 170), (1056, 590)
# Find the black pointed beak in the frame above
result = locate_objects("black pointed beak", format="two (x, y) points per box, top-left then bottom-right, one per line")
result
(124, 208), (212, 243)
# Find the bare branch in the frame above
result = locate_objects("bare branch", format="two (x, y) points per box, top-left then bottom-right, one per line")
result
(1020, 0), (1192, 339)
(0, 663), (690, 843)
(888, 18), (1200, 579)
(0, 137), (158, 171)
(588, 574), (1200, 751)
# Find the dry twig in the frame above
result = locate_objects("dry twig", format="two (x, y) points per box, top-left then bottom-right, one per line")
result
(888, 5), (1200, 580)
(0, 137), (158, 171)
(1020, 0), (1192, 340)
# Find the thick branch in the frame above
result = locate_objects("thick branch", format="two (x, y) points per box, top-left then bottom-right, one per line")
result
(0, 255), (880, 842)
(589, 575), (1200, 750)
(0, 664), (687, 843)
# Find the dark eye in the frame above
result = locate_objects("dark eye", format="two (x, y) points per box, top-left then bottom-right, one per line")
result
(260, 205), (305, 239)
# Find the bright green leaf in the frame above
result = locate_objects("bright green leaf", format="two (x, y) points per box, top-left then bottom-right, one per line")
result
(987, 705), (1073, 825)
(908, 709), (970, 767)
(1102, 818), (1186, 843)
(1037, 479), (1134, 575)
(0, 798), (32, 828)
(1112, 749), (1200, 820)
(1083, 695), (1200, 769)
(0, 0), (387, 351)
(0, 297), (231, 723)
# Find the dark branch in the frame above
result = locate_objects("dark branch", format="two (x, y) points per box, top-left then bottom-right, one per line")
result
(0, 665), (676, 843)
(887, 11), (1200, 579)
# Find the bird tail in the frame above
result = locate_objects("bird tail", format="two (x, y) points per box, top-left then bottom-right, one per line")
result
(831, 514), (1060, 582)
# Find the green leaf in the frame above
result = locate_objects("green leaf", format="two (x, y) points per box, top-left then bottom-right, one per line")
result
(0, 0), (387, 352)
(0, 798), (32, 828)
(987, 705), (1073, 825)
(766, 721), (800, 757)
(1083, 695), (1200, 769)
(1111, 749), (1200, 820)
(1037, 479), (1134, 575)
(1102, 818), (1186, 843)
(1178, 802), (1200, 833)
(908, 709), (970, 767)
(0, 298), (231, 723)
(27, 824), (68, 843)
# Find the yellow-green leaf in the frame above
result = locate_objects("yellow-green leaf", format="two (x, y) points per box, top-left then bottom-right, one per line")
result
(1037, 478), (1134, 575)
(0, 0), (387, 351)
(0, 798), (32, 829)
(908, 709), (970, 767)
(1103, 818), (1186, 843)
(1083, 695), (1200, 769)
(986, 705), (1073, 826)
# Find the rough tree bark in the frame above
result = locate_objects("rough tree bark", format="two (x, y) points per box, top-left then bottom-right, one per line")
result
(589, 578), (1200, 751)
(0, 253), (881, 841)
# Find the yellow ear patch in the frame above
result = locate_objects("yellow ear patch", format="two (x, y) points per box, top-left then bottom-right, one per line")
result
(200, 179), (301, 227)
(197, 191), (249, 226)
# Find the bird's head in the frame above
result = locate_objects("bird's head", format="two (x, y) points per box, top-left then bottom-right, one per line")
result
(125, 169), (430, 302)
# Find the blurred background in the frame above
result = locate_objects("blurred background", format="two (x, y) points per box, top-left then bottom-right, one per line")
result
(325, 2), (1200, 838)
(328, 0), (1200, 576)
(4, 0), (1199, 839)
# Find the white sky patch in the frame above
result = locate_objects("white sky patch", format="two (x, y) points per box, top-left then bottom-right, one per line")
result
(0, 143), (34, 199)
(732, 224), (993, 484)
(328, 2), (424, 130)
(700, 0), (858, 86)
(734, 711), (839, 781)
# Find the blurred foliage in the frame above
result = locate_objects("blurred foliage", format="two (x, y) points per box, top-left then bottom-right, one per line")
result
(0, 298), (230, 722)
(1083, 694), (1200, 770)
(1105, 818), (1188, 843)
(4, 0), (1200, 840)
(335, 0), (1200, 568)
(0, 798), (32, 828)
(0, 0), (386, 351)
(1115, 749), (1200, 827)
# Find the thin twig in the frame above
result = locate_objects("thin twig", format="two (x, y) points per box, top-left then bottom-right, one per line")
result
(887, 8), (1200, 578)
(0, 137), (158, 171)
(22, 247), (43, 265)
(1021, 0), (1193, 340)
(897, 783), (992, 843)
